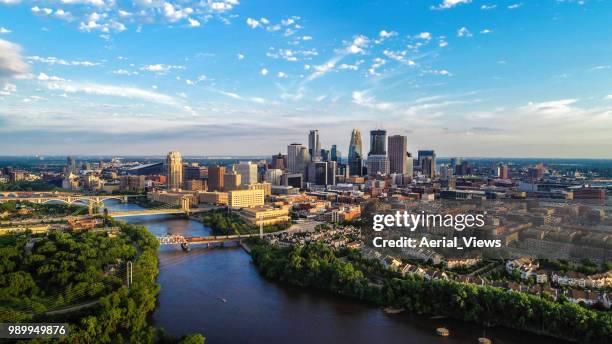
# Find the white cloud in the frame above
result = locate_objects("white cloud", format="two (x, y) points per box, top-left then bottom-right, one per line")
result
(604, 95), (612, 100)
(277, 71), (287, 78)
(301, 35), (312, 41)
(27, 55), (100, 66)
(457, 27), (472, 37)
(217, 89), (266, 104)
(260, 68), (268, 76)
(246, 17), (260, 29)
(0, 82), (17, 96)
(0, 39), (29, 78)
(481, 4), (496, 10)
(112, 69), (138, 76)
(352, 91), (393, 110)
(0, 27), (11, 34)
(187, 18), (200, 27)
(383, 50), (415, 66)
(520, 99), (579, 117)
(37, 72), (65, 81)
(417, 32), (432, 40)
(432, 0), (472, 10)
(368, 57), (386, 76)
(508, 3), (522, 9)
(237, 53), (244, 60)
(140, 63), (185, 73)
(480, 29), (492, 34)
(347, 35), (369, 54)
(46, 80), (178, 105)
(0, 0), (21, 4)
(162, 2), (193, 22)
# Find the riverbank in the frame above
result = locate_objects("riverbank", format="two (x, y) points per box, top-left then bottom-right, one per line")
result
(249, 241), (611, 344)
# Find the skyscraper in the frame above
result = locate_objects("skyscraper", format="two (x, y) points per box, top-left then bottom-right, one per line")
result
(422, 156), (435, 179)
(348, 129), (363, 176)
(223, 171), (241, 191)
(287, 143), (303, 173)
(271, 153), (286, 170)
(367, 155), (390, 176)
(388, 135), (408, 174)
(234, 162), (257, 185)
(330, 144), (341, 162)
(208, 165), (226, 191)
(418, 150), (436, 176)
(307, 161), (328, 186)
(296, 146), (311, 175)
(369, 129), (387, 156)
(166, 151), (183, 190)
(308, 130), (321, 160)
(66, 156), (76, 174)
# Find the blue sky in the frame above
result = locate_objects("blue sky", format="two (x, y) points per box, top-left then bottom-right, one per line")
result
(0, 0), (611, 157)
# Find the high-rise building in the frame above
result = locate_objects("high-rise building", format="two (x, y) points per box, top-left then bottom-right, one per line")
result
(271, 153), (286, 170)
(498, 164), (509, 180)
(264, 169), (283, 185)
(308, 130), (321, 160)
(422, 156), (435, 179)
(234, 162), (257, 185)
(287, 143), (303, 173)
(367, 155), (389, 176)
(282, 173), (303, 188)
(369, 129), (387, 156)
(223, 171), (241, 191)
(331, 145), (341, 162)
(120, 175), (145, 192)
(418, 150), (436, 176)
(66, 156), (77, 174)
(388, 135), (408, 174)
(406, 152), (413, 178)
(307, 161), (328, 185)
(320, 149), (330, 162)
(327, 160), (337, 186)
(208, 165), (226, 191)
(166, 151), (183, 190)
(348, 129), (363, 176)
(296, 146), (310, 175)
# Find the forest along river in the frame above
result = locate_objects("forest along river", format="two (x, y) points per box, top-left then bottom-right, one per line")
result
(104, 200), (564, 344)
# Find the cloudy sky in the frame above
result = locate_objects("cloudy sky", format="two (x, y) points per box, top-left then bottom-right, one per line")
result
(0, 0), (611, 157)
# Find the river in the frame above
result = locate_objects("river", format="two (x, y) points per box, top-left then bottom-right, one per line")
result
(104, 200), (564, 344)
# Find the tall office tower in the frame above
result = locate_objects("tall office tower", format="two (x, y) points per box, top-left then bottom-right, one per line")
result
(450, 157), (461, 170)
(296, 146), (311, 176)
(66, 156), (77, 174)
(348, 129), (363, 176)
(367, 155), (390, 176)
(183, 164), (204, 181)
(307, 161), (328, 185)
(388, 135), (408, 174)
(418, 150), (436, 174)
(320, 149), (330, 162)
(166, 151), (183, 190)
(208, 165), (226, 191)
(287, 143), (303, 173)
(369, 129), (387, 156)
(271, 153), (286, 170)
(422, 156), (435, 179)
(223, 171), (241, 191)
(234, 162), (257, 185)
(308, 130), (321, 160)
(282, 173), (303, 188)
(264, 169), (283, 185)
(330, 144), (341, 162)
(406, 152), (413, 178)
(327, 160), (337, 186)
(498, 164), (509, 180)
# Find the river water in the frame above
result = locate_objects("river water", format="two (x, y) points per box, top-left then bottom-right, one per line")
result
(104, 201), (564, 344)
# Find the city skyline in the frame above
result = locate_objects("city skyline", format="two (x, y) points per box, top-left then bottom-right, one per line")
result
(1, 0), (611, 157)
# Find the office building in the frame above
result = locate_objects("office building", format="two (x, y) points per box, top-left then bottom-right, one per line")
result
(331, 144), (341, 162)
(308, 129), (321, 160)
(348, 129), (363, 176)
(296, 146), (310, 175)
(247, 182), (272, 196)
(367, 155), (390, 176)
(308, 161), (328, 185)
(264, 169), (283, 185)
(327, 160), (337, 186)
(422, 156), (435, 179)
(166, 151), (183, 190)
(183, 179), (205, 191)
(208, 165), (226, 192)
(67, 156), (77, 174)
(369, 129), (387, 156)
(282, 173), (303, 188)
(498, 164), (509, 180)
(183, 165), (206, 181)
(238, 205), (290, 226)
(223, 171), (241, 191)
(228, 189), (265, 208)
(287, 143), (303, 173)
(418, 150), (436, 172)
(120, 175), (145, 192)
(271, 153), (286, 170)
(234, 162), (257, 185)
(388, 135), (408, 174)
